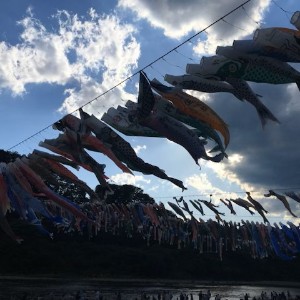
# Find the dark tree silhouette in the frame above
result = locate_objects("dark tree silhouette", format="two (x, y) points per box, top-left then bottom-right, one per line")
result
(96, 183), (155, 204)
(0, 149), (21, 163)
(46, 173), (90, 203)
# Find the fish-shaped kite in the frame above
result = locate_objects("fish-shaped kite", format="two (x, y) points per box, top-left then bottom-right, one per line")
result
(28, 152), (100, 201)
(285, 191), (300, 204)
(291, 11), (300, 30)
(230, 198), (255, 215)
(150, 78), (230, 148)
(140, 110), (224, 165)
(125, 97), (224, 156)
(0, 166), (24, 243)
(199, 199), (225, 217)
(167, 201), (187, 221)
(137, 70), (156, 118)
(12, 158), (91, 223)
(164, 73), (243, 100)
(26, 155), (61, 187)
(187, 55), (300, 89)
(6, 162), (55, 223)
(54, 114), (133, 175)
(153, 95), (227, 156)
(264, 190), (297, 218)
(173, 197), (193, 216)
(135, 72), (225, 165)
(253, 27), (300, 60)
(32, 150), (79, 169)
(165, 70), (279, 139)
(223, 77), (279, 127)
(189, 199), (205, 216)
(217, 43), (300, 63)
(220, 198), (236, 215)
(79, 108), (187, 191)
(40, 131), (110, 185)
(101, 106), (162, 137)
(246, 192), (269, 223)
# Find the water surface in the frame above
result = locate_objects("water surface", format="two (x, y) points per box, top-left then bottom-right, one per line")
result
(0, 277), (299, 299)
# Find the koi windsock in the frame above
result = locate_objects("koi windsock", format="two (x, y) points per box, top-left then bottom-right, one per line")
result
(14, 158), (91, 222)
(154, 95), (227, 157)
(101, 105), (162, 137)
(79, 108), (187, 191)
(28, 153), (100, 201)
(54, 115), (133, 175)
(138, 73), (225, 164)
(150, 78), (230, 148)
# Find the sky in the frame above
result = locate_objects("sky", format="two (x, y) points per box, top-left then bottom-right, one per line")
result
(1, 0), (300, 225)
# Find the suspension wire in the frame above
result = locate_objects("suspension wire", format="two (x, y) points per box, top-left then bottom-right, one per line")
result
(242, 5), (260, 25)
(184, 212), (283, 219)
(161, 57), (184, 70)
(271, 0), (294, 15)
(7, 0), (253, 151)
(149, 65), (166, 79)
(8, 124), (53, 151)
(174, 49), (198, 62)
(188, 40), (198, 46)
(154, 186), (300, 200)
(222, 19), (248, 32)
(271, 0), (294, 23)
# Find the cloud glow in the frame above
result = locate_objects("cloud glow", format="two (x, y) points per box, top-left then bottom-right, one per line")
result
(0, 8), (141, 117)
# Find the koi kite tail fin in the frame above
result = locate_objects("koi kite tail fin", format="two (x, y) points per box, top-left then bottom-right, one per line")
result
(263, 216), (269, 224)
(296, 79), (300, 91)
(209, 145), (228, 159)
(291, 212), (298, 218)
(255, 102), (280, 128)
(232, 90), (245, 102)
(208, 152), (226, 163)
(169, 177), (187, 192)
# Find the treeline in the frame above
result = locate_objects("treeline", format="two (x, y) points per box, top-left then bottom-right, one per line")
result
(0, 218), (300, 282)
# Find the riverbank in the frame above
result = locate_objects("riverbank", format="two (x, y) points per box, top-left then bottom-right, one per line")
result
(0, 276), (300, 300)
(1, 233), (300, 282)
(0, 275), (299, 288)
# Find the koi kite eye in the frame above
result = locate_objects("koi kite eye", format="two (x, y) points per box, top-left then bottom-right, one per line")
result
(228, 63), (237, 73)
(110, 131), (117, 138)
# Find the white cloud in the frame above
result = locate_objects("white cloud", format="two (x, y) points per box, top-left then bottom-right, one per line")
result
(0, 8), (141, 112)
(147, 185), (160, 192)
(110, 173), (151, 186)
(118, 0), (270, 54)
(185, 173), (224, 198)
(133, 144), (146, 154)
(58, 78), (132, 116)
(204, 153), (258, 193)
(281, 84), (300, 117)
